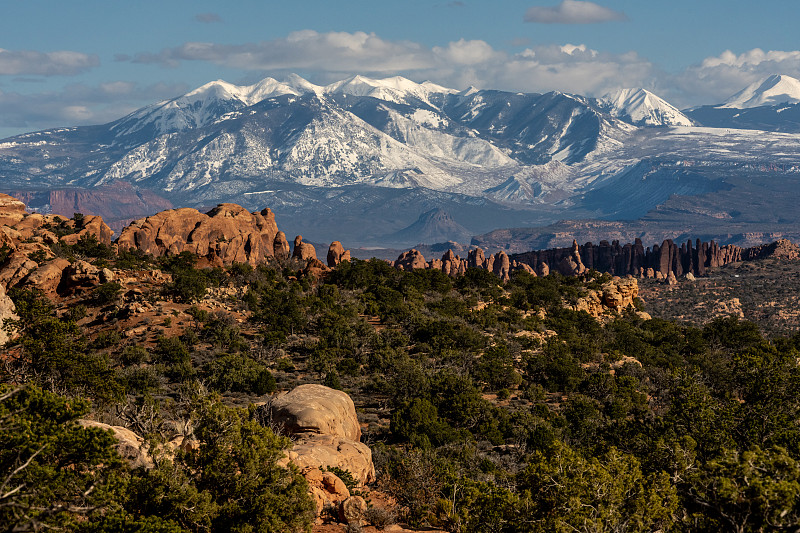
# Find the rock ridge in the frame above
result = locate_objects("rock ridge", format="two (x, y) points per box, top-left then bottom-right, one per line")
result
(511, 237), (800, 279)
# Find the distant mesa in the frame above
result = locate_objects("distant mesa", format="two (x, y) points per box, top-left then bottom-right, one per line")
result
(4, 182), (173, 233)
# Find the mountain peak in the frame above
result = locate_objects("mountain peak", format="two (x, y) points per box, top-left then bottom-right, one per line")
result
(599, 88), (693, 126)
(386, 208), (472, 245)
(721, 74), (800, 109)
(321, 74), (457, 106)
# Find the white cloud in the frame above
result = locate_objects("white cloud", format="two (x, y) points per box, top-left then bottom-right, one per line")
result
(524, 0), (627, 24)
(432, 39), (502, 65)
(17, 34), (800, 136)
(131, 31), (432, 73)
(125, 31), (652, 98)
(0, 49), (99, 76)
(0, 81), (188, 132)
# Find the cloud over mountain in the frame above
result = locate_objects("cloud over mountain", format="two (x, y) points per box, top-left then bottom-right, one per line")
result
(0, 81), (188, 129)
(0, 49), (99, 76)
(121, 30), (653, 97)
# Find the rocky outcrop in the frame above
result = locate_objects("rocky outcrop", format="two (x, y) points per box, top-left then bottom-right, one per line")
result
(0, 284), (17, 345)
(394, 249), (427, 271)
(744, 239), (800, 261)
(116, 204), (280, 266)
(327, 241), (351, 267)
(268, 384), (374, 484)
(394, 246), (538, 281)
(573, 277), (647, 319)
(440, 249), (466, 277)
(291, 235), (317, 262)
(0, 194), (27, 226)
(59, 260), (112, 293)
(468, 247), (488, 269)
(558, 240), (587, 276)
(512, 237), (799, 279)
(60, 215), (114, 246)
(0, 194), (114, 283)
(5, 183), (173, 233)
(287, 434), (375, 486)
(267, 384), (376, 523)
(302, 466), (351, 520)
(273, 231), (290, 261)
(270, 384), (361, 441)
(77, 420), (154, 469)
(22, 258), (71, 294)
(302, 258), (330, 279)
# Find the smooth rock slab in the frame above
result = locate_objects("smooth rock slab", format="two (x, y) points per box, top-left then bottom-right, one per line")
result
(270, 384), (361, 441)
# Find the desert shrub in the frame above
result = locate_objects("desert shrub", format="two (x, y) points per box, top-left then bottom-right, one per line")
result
(4, 287), (122, 403)
(0, 385), (132, 532)
(72, 233), (115, 259)
(119, 365), (162, 395)
(128, 400), (315, 532)
(92, 281), (123, 305)
(120, 345), (150, 365)
(90, 329), (122, 349)
(115, 247), (153, 269)
(202, 353), (276, 395)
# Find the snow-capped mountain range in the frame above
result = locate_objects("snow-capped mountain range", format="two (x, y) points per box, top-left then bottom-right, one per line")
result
(2, 73), (800, 246)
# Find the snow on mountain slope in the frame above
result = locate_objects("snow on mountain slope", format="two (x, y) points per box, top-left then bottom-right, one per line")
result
(111, 77), (300, 138)
(97, 93), (469, 193)
(721, 74), (800, 109)
(599, 88), (693, 126)
(323, 74), (457, 107)
(277, 103), (463, 189)
(375, 105), (515, 167)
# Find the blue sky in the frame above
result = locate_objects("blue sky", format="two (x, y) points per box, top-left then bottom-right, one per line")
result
(1, 0), (799, 138)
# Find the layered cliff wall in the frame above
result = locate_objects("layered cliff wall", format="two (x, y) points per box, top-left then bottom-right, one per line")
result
(511, 237), (799, 279)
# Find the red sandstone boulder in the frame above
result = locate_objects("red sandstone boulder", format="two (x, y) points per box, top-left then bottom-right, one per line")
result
(394, 249), (427, 271)
(117, 204), (280, 266)
(22, 258), (71, 294)
(270, 384), (361, 440)
(0, 194), (27, 226)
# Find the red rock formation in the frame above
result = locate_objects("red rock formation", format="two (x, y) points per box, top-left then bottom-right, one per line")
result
(394, 249), (427, 271)
(489, 251), (509, 280)
(116, 204), (280, 266)
(292, 236), (317, 262)
(743, 239), (800, 260)
(0, 194), (27, 226)
(558, 240), (587, 276)
(441, 249), (465, 277)
(511, 237), (797, 279)
(468, 247), (488, 269)
(273, 231), (290, 261)
(327, 241), (351, 267)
